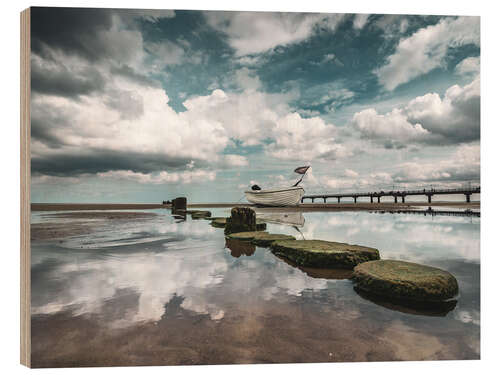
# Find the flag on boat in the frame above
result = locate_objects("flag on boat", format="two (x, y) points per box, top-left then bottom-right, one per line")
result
(294, 166), (310, 174)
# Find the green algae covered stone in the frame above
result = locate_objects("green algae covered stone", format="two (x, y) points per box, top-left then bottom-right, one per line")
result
(353, 260), (459, 302)
(224, 207), (256, 235)
(226, 231), (267, 241)
(270, 239), (380, 269)
(210, 218), (228, 228)
(251, 233), (295, 247)
(189, 210), (212, 219)
(227, 231), (295, 247)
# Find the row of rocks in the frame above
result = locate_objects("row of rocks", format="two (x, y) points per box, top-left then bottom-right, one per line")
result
(187, 206), (459, 308)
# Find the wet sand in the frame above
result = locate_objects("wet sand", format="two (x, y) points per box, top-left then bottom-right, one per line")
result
(31, 294), (477, 368)
(31, 211), (157, 241)
(32, 202), (480, 212)
(30, 207), (480, 367)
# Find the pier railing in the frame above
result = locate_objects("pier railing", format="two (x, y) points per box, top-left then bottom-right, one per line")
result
(302, 186), (480, 204)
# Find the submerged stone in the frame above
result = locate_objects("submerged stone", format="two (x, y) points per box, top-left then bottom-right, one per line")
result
(352, 260), (459, 302)
(270, 240), (380, 269)
(227, 231), (295, 247)
(189, 210), (212, 219)
(226, 231), (264, 241)
(210, 218), (228, 228)
(353, 285), (458, 317)
(171, 197), (187, 212)
(275, 255), (354, 280)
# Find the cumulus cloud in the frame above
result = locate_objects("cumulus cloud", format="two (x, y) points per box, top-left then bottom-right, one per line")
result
(233, 67), (262, 91)
(205, 11), (345, 56)
(405, 78), (480, 142)
(375, 16), (480, 90)
(392, 144), (480, 184)
(352, 14), (370, 30)
(32, 68), (345, 178)
(352, 78), (480, 146)
(221, 154), (249, 167)
(352, 108), (430, 145)
(97, 169), (216, 184)
(455, 56), (480, 76)
(266, 113), (348, 161)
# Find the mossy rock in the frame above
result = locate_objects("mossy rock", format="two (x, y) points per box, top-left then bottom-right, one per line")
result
(210, 218), (228, 228)
(171, 197), (187, 212)
(256, 222), (267, 231)
(224, 207), (256, 235)
(270, 240), (380, 269)
(353, 286), (458, 317)
(275, 255), (353, 280)
(227, 231), (295, 247)
(189, 210), (212, 219)
(352, 260), (459, 302)
(226, 231), (267, 241)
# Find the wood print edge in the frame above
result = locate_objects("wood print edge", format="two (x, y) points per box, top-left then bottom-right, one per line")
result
(20, 7), (31, 368)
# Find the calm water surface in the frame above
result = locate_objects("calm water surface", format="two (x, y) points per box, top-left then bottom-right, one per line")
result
(31, 208), (480, 366)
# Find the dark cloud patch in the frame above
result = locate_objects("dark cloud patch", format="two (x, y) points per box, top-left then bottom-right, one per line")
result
(383, 141), (406, 150)
(110, 64), (158, 87)
(31, 55), (105, 98)
(31, 123), (64, 149)
(31, 105), (71, 148)
(31, 7), (114, 62)
(31, 150), (208, 176)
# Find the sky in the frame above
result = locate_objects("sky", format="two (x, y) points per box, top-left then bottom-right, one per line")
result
(30, 7), (480, 203)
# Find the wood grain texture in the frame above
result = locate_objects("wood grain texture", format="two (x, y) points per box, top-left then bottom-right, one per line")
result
(20, 7), (31, 368)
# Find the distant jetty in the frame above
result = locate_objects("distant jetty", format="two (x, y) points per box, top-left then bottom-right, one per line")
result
(31, 201), (480, 212)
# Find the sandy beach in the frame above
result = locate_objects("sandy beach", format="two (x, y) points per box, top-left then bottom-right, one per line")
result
(31, 201), (480, 212)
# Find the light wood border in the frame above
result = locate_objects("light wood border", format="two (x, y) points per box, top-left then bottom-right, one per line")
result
(20, 7), (31, 368)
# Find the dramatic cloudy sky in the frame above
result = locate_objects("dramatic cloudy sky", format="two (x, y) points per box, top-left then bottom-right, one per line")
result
(30, 7), (480, 203)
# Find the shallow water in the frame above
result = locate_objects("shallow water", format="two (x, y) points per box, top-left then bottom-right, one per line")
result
(30, 208), (480, 367)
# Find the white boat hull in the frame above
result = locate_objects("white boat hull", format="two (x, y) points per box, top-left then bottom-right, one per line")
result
(245, 187), (305, 207)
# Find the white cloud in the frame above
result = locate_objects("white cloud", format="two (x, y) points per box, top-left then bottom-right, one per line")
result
(353, 14), (370, 30)
(32, 81), (230, 163)
(266, 113), (348, 161)
(221, 154), (249, 167)
(205, 12), (345, 56)
(97, 169), (216, 184)
(344, 169), (359, 178)
(392, 143), (479, 183)
(375, 16), (480, 90)
(404, 77), (480, 142)
(145, 40), (187, 68)
(352, 108), (430, 143)
(352, 77), (480, 145)
(234, 67), (262, 91)
(455, 56), (480, 76)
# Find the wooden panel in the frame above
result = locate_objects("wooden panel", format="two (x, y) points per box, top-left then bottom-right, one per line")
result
(20, 7), (31, 368)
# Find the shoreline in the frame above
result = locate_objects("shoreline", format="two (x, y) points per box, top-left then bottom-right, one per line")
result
(31, 201), (480, 212)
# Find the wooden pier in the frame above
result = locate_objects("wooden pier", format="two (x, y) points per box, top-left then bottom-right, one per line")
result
(302, 186), (480, 204)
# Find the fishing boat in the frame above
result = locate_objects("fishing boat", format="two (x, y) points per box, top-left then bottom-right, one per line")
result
(244, 166), (309, 207)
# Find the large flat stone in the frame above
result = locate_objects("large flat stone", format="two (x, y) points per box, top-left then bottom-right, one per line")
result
(227, 232), (295, 247)
(353, 260), (459, 302)
(270, 239), (380, 269)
